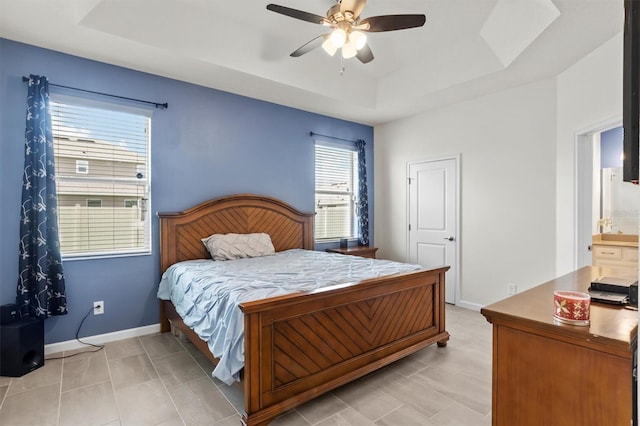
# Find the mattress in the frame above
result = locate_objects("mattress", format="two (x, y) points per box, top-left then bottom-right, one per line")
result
(157, 248), (423, 384)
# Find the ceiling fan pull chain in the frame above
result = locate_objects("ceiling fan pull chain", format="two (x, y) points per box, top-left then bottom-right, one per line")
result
(340, 56), (346, 76)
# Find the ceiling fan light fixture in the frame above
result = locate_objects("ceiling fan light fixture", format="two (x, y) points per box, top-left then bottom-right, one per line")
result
(329, 28), (347, 48)
(321, 38), (338, 56)
(266, 2), (427, 65)
(349, 30), (367, 50)
(341, 41), (357, 59)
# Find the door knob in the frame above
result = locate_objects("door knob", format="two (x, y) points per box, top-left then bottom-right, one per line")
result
(444, 236), (454, 241)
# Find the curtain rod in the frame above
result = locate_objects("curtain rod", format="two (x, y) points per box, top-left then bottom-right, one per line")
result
(22, 76), (168, 110)
(309, 131), (361, 143)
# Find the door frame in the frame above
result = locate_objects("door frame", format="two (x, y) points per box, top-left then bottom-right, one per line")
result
(575, 117), (621, 270)
(406, 154), (461, 305)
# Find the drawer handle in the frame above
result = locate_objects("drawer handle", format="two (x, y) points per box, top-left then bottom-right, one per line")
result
(601, 251), (616, 255)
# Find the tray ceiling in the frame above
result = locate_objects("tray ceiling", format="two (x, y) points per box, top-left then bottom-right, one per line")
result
(0, 0), (623, 124)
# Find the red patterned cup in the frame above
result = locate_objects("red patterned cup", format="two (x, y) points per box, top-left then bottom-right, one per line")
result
(553, 291), (590, 323)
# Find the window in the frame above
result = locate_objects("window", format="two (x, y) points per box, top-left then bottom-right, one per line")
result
(314, 142), (358, 241)
(51, 98), (151, 258)
(75, 160), (88, 174)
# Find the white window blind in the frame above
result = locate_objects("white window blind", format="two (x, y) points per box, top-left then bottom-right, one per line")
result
(51, 99), (151, 258)
(314, 142), (358, 241)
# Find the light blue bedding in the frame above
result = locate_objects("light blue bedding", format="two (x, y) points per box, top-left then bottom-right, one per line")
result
(157, 249), (422, 384)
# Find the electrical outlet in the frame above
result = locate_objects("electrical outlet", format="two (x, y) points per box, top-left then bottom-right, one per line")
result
(93, 301), (104, 315)
(508, 283), (518, 295)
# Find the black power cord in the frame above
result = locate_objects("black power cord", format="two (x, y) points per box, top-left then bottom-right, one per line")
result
(45, 306), (105, 360)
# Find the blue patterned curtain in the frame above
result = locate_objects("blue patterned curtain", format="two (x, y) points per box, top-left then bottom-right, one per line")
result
(355, 140), (369, 246)
(16, 75), (67, 319)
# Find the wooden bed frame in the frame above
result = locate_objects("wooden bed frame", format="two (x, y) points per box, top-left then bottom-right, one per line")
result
(158, 194), (450, 426)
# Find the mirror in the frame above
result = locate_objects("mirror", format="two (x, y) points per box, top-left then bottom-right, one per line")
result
(599, 126), (639, 234)
(600, 167), (640, 234)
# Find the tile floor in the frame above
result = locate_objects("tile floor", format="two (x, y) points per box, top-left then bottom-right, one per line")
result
(0, 305), (492, 426)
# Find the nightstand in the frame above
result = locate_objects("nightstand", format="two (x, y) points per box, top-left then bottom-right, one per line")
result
(326, 246), (378, 259)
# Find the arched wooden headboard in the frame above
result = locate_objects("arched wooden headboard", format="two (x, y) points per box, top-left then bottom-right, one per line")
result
(158, 194), (315, 273)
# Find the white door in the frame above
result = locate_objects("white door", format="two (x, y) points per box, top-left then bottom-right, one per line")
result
(408, 158), (458, 304)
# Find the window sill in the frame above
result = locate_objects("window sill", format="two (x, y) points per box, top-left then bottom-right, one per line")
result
(62, 250), (152, 262)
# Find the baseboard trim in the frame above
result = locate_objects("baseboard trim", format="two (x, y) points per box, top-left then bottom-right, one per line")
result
(455, 300), (484, 312)
(45, 323), (161, 355)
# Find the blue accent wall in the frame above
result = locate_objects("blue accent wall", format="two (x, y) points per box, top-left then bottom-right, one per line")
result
(0, 38), (374, 344)
(601, 126), (623, 168)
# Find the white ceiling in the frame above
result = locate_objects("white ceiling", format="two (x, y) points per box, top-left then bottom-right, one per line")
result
(0, 0), (624, 125)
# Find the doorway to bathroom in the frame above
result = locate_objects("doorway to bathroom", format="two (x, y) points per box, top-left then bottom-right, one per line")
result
(576, 120), (639, 269)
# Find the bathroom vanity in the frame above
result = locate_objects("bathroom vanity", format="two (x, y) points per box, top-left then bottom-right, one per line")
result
(592, 233), (638, 270)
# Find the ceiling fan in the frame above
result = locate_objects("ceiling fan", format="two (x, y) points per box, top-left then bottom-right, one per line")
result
(266, 0), (426, 64)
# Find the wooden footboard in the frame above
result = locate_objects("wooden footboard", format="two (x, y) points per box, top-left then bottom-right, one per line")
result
(158, 194), (450, 425)
(239, 266), (449, 426)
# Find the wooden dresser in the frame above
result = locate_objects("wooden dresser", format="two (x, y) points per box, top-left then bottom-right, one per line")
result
(481, 266), (637, 426)
(326, 246), (378, 259)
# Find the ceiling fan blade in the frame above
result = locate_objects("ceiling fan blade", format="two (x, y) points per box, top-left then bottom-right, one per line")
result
(340, 0), (367, 19)
(356, 44), (374, 64)
(266, 4), (327, 25)
(290, 34), (329, 57)
(361, 14), (426, 32)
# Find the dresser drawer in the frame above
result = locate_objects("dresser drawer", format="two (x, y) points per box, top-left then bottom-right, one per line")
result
(593, 246), (623, 260)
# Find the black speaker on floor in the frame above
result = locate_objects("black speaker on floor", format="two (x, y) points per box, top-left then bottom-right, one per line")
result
(0, 318), (44, 377)
(0, 303), (19, 324)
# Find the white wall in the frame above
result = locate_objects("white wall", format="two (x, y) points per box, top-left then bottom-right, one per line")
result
(374, 31), (625, 309)
(556, 33), (623, 275)
(374, 78), (557, 309)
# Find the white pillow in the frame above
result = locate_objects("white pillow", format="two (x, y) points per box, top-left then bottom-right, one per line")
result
(201, 233), (275, 261)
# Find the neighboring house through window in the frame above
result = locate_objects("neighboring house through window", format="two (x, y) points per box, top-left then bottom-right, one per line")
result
(314, 141), (359, 241)
(51, 96), (152, 258)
